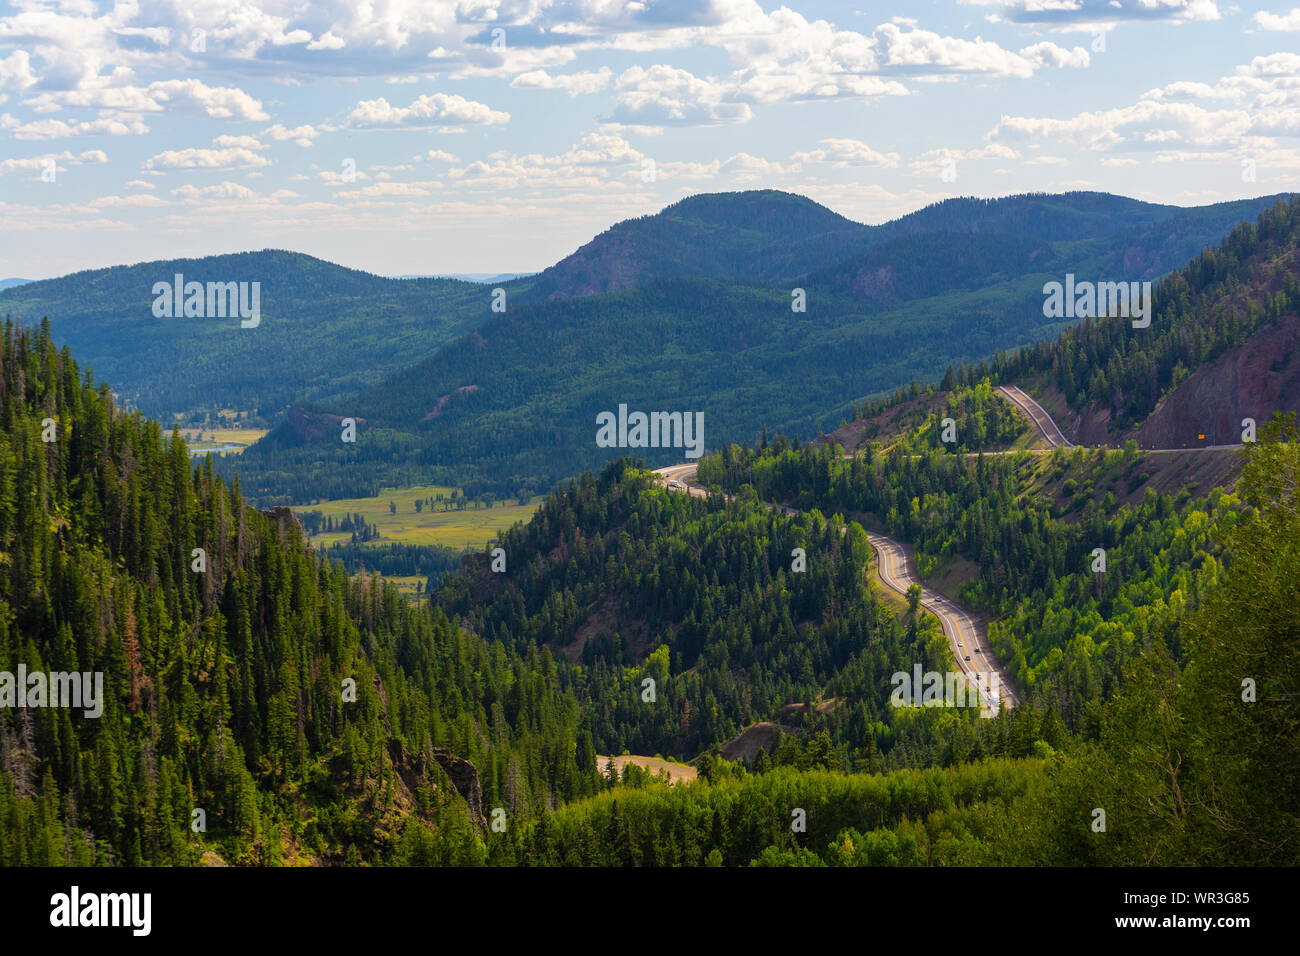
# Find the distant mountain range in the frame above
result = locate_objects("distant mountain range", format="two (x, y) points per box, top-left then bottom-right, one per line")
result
(1, 188), (1292, 501)
(441, 272), (536, 283)
(395, 272), (537, 283)
(0, 278), (30, 290)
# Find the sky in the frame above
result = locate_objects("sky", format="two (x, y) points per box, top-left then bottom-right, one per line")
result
(0, 0), (1298, 280)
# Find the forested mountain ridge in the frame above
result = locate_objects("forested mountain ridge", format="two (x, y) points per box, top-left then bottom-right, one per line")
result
(528, 189), (1291, 300)
(543, 419), (1298, 866)
(0, 319), (596, 866)
(521, 190), (869, 299)
(662, 199), (1300, 774)
(0, 251), (504, 425)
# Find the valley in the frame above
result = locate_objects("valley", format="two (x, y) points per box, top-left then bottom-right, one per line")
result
(180, 427), (269, 456)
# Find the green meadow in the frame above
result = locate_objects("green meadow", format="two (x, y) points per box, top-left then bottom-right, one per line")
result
(292, 484), (542, 551)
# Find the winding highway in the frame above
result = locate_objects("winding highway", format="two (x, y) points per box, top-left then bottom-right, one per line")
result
(657, 381), (1257, 716)
(653, 462), (1018, 713)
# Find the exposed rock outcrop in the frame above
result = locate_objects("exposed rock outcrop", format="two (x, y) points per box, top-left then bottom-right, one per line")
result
(261, 505), (304, 543)
(431, 748), (486, 828)
(384, 740), (487, 829)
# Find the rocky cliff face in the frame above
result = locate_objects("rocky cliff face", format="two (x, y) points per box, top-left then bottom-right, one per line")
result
(386, 740), (487, 829)
(265, 406), (368, 446)
(261, 505), (305, 543)
(1043, 312), (1300, 449)
(1135, 312), (1300, 448)
(430, 748), (486, 828)
(534, 233), (651, 298)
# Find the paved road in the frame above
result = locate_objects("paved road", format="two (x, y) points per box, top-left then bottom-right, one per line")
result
(994, 384), (1244, 453)
(996, 384), (1075, 449)
(867, 532), (1016, 712)
(657, 463), (711, 500)
(653, 463), (1017, 712)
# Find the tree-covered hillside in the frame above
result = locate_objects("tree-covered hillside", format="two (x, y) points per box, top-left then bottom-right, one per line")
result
(0, 319), (593, 866)
(4, 316), (1295, 867)
(698, 432), (1234, 723)
(434, 460), (1029, 768)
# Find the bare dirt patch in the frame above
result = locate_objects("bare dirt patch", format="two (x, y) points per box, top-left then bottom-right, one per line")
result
(719, 722), (781, 762)
(596, 755), (698, 785)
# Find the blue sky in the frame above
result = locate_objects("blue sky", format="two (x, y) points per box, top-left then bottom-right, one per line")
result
(1, 0), (1298, 279)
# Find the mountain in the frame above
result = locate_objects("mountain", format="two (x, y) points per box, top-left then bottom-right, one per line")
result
(233, 190), (1294, 503)
(525, 190), (1284, 302)
(4, 188), (1291, 497)
(521, 189), (870, 299)
(0, 251), (508, 423)
(0, 278), (29, 291)
(431, 272), (537, 283)
(682, 385), (1299, 865)
(4, 228), (1297, 869)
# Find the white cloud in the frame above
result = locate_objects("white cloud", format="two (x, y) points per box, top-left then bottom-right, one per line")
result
(89, 193), (168, 208)
(347, 92), (509, 129)
(263, 123), (321, 146)
(0, 148), (108, 176)
(1254, 8), (1300, 30)
(0, 51), (36, 91)
(337, 181), (439, 199)
(445, 131), (644, 190)
(908, 143), (1018, 176)
(319, 168), (370, 184)
(510, 68), (613, 95)
(988, 53), (1300, 155)
(213, 134), (266, 150)
(609, 65), (752, 127)
(790, 139), (901, 169)
(170, 182), (259, 202)
(653, 152), (788, 182)
(962, 0), (1221, 29)
(1019, 42), (1090, 70)
(1141, 80), (1239, 101)
(307, 31), (346, 51)
(990, 101), (1252, 151)
(0, 112), (148, 139)
(875, 23), (1087, 78)
(23, 79), (268, 121)
(144, 136), (271, 171)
